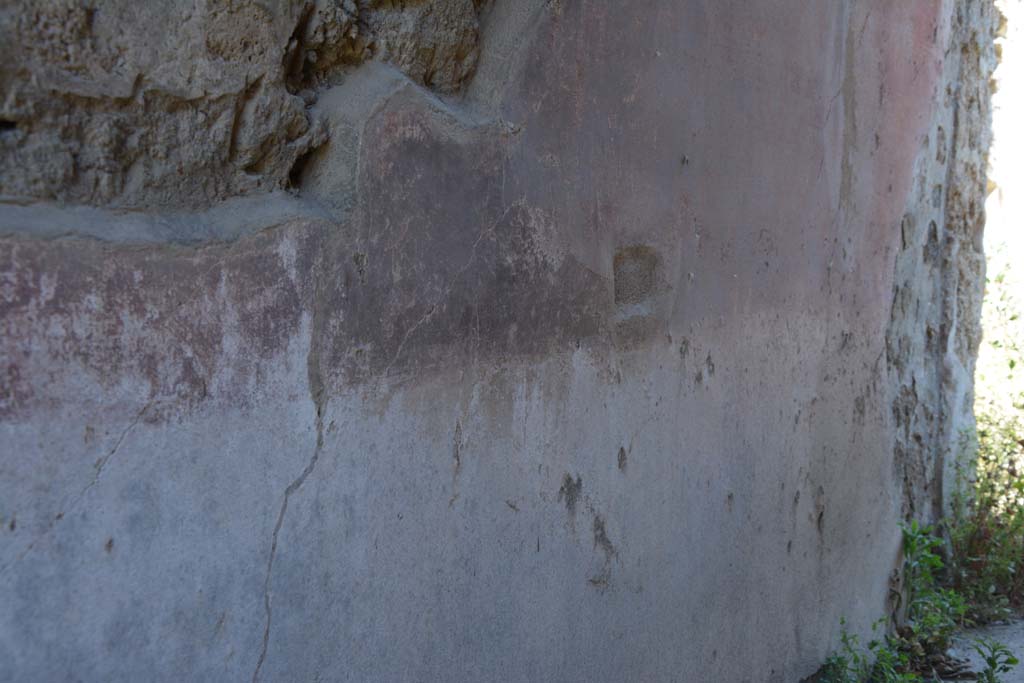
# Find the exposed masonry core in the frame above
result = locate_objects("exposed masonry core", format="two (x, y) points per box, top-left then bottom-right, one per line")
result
(886, 0), (999, 523)
(0, 0), (483, 210)
(0, 1), (998, 681)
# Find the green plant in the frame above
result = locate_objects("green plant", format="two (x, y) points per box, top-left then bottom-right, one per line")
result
(814, 524), (965, 680)
(955, 244), (1024, 620)
(950, 411), (1024, 621)
(817, 620), (919, 683)
(902, 520), (944, 593)
(898, 522), (967, 658)
(814, 519), (1018, 682)
(816, 622), (866, 683)
(972, 636), (1020, 683)
(866, 638), (918, 683)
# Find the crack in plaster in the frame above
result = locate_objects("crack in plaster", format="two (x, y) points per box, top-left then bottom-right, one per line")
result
(253, 293), (327, 682)
(251, 408), (324, 683)
(0, 400), (154, 578)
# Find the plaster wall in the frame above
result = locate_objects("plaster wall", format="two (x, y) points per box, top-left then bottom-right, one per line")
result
(0, 1), (996, 680)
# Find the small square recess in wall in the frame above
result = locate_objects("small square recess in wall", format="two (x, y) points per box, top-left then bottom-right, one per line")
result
(613, 246), (659, 306)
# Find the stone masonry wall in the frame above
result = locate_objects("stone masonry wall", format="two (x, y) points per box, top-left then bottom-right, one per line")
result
(887, 0), (998, 525)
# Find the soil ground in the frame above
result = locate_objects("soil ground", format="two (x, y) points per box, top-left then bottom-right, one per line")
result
(947, 620), (1024, 682)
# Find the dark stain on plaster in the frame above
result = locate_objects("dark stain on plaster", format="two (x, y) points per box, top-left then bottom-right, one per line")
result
(558, 473), (583, 517)
(617, 446), (627, 471)
(814, 486), (826, 536)
(593, 514), (617, 560)
(1, 363), (30, 417)
(214, 611), (228, 638)
(853, 395), (866, 425)
(452, 420), (462, 472)
(589, 512), (619, 591)
(352, 252), (367, 284)
(449, 420), (462, 507)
